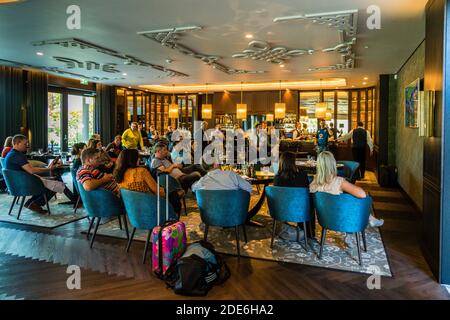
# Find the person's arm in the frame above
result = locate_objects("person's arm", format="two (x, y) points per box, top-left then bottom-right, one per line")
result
(341, 180), (366, 198)
(82, 174), (113, 191)
(235, 174), (253, 193)
(121, 130), (129, 148)
(21, 163), (53, 175)
(366, 130), (374, 154)
(105, 143), (114, 152)
(337, 130), (353, 142)
(142, 169), (165, 197)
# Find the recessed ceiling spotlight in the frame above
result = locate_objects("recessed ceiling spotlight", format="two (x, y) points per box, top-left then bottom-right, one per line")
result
(364, 46), (369, 49)
(185, 91), (188, 94)
(166, 59), (173, 64)
(352, 85), (355, 88)
(363, 82), (367, 85)
(363, 77), (368, 80)
(245, 34), (253, 39)
(128, 86), (131, 89)
(122, 73), (127, 76)
(279, 64), (285, 68)
(36, 52), (44, 56)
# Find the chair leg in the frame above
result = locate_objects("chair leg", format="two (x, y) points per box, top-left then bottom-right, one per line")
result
(355, 232), (362, 266)
(86, 216), (95, 239)
(126, 227), (136, 252)
(303, 222), (309, 252)
(16, 197), (20, 205)
(74, 196), (81, 214)
(183, 197), (187, 216)
(43, 194), (51, 215)
(296, 223), (300, 243)
(319, 228), (327, 259)
(17, 197), (26, 220)
(90, 218), (101, 248)
(8, 196), (17, 215)
(270, 220), (277, 249)
(308, 220), (314, 239)
(242, 224), (248, 243)
(117, 215), (123, 230)
(122, 214), (129, 240)
(203, 225), (209, 242)
(235, 226), (241, 260)
(142, 231), (151, 264)
(361, 231), (367, 252)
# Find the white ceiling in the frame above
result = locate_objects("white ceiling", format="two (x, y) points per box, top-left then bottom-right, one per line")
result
(0, 0), (426, 91)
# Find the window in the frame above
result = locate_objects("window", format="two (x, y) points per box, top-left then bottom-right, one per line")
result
(299, 91), (320, 133)
(337, 91), (349, 134)
(48, 92), (62, 153)
(68, 94), (94, 148)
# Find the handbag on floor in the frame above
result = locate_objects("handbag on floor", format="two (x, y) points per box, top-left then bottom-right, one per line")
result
(151, 172), (187, 279)
(165, 241), (231, 296)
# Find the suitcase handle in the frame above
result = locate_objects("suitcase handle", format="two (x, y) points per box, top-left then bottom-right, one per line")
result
(157, 171), (170, 225)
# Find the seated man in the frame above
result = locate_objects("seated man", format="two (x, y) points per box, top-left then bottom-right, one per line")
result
(105, 135), (124, 160)
(4, 134), (76, 214)
(76, 148), (120, 197)
(151, 142), (201, 190)
(191, 163), (252, 194)
(171, 139), (207, 177)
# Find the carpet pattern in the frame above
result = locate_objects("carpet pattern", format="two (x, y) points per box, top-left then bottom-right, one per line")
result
(91, 190), (392, 277)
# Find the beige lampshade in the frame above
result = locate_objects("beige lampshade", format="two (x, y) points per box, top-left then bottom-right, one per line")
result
(315, 104), (326, 119)
(202, 104), (212, 119)
(266, 114), (274, 122)
(325, 111), (333, 121)
(236, 103), (247, 119)
(274, 102), (286, 119)
(169, 103), (179, 119)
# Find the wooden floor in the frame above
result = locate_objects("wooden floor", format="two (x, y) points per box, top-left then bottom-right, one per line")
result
(0, 172), (448, 300)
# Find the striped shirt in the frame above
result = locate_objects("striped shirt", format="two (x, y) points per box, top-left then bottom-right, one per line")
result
(76, 164), (120, 196)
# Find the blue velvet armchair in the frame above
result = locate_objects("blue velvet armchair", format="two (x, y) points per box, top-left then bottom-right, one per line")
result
(265, 186), (313, 250)
(313, 192), (372, 266)
(196, 189), (250, 259)
(121, 188), (177, 263)
(2, 168), (51, 219)
(337, 161), (360, 183)
(77, 181), (129, 248)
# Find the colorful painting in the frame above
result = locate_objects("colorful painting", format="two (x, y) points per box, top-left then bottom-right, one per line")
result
(405, 78), (420, 128)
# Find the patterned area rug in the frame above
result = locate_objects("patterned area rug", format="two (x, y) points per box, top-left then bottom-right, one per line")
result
(0, 193), (87, 228)
(89, 190), (392, 277)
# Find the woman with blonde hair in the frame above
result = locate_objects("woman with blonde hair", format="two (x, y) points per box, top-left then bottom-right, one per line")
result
(310, 151), (383, 245)
(2, 136), (13, 158)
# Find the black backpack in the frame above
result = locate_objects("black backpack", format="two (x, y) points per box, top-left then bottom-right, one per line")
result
(165, 241), (230, 296)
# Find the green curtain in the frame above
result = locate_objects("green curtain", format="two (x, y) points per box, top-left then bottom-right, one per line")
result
(95, 84), (116, 145)
(27, 71), (48, 151)
(0, 66), (24, 148)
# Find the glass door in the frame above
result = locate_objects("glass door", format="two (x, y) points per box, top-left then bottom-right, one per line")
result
(48, 92), (63, 153)
(67, 94), (94, 148)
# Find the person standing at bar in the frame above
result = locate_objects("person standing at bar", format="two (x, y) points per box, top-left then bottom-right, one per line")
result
(122, 122), (144, 150)
(315, 120), (332, 154)
(337, 121), (374, 180)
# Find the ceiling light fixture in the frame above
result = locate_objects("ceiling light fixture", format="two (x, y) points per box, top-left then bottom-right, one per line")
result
(315, 79), (326, 119)
(122, 73), (127, 76)
(202, 83), (212, 119)
(279, 64), (285, 68)
(245, 34), (253, 39)
(169, 84), (179, 119)
(275, 80), (286, 119)
(363, 77), (368, 80)
(36, 52), (44, 56)
(236, 82), (247, 120)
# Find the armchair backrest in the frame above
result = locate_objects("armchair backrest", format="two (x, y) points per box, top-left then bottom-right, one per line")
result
(2, 169), (45, 196)
(196, 189), (250, 227)
(337, 161), (360, 183)
(77, 181), (123, 218)
(313, 192), (372, 233)
(120, 188), (176, 230)
(265, 186), (311, 223)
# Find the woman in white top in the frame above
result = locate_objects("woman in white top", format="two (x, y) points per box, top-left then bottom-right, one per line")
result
(310, 151), (384, 245)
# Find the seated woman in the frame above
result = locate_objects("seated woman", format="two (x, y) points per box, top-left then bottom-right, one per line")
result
(71, 142), (86, 196)
(273, 151), (311, 240)
(88, 138), (114, 174)
(105, 135), (124, 160)
(2, 136), (13, 158)
(274, 151), (309, 188)
(114, 149), (182, 216)
(309, 151), (384, 246)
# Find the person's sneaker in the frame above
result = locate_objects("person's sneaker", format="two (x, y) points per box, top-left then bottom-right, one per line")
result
(369, 215), (384, 228)
(344, 234), (355, 248)
(25, 203), (48, 215)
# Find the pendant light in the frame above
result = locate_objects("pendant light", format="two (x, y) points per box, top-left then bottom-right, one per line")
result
(275, 80), (286, 119)
(201, 83), (212, 119)
(236, 81), (247, 119)
(266, 114), (274, 122)
(315, 79), (326, 119)
(169, 84), (179, 119)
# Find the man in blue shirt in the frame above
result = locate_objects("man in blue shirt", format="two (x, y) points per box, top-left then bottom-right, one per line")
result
(4, 135), (74, 214)
(316, 120), (332, 154)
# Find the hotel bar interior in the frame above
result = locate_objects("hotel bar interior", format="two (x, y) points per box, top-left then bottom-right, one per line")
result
(0, 0), (449, 302)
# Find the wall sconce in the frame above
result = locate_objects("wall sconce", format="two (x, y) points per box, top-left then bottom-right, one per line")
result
(418, 90), (435, 137)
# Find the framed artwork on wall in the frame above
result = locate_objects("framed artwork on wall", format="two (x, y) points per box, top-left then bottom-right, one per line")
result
(405, 78), (420, 128)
